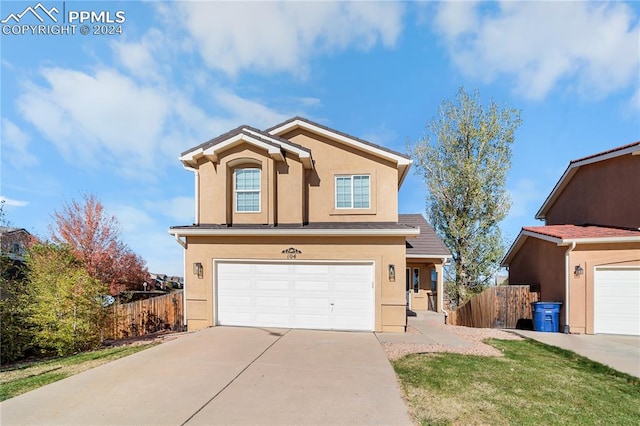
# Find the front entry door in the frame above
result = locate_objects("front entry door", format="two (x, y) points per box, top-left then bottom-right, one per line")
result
(405, 268), (411, 309)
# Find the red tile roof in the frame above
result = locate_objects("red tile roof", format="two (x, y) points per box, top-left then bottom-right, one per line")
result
(523, 224), (640, 240)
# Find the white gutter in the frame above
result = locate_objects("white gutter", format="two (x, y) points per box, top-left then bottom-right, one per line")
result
(406, 254), (453, 260)
(173, 233), (186, 249)
(563, 242), (576, 334)
(168, 227), (420, 237)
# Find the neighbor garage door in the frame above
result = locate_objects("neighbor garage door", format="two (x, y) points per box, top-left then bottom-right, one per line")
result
(216, 262), (374, 331)
(594, 267), (640, 336)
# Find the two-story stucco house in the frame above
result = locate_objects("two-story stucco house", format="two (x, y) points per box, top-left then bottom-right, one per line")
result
(170, 117), (451, 333)
(502, 142), (640, 336)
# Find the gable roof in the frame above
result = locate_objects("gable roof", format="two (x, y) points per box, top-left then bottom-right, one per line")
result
(502, 224), (640, 266)
(179, 125), (314, 169)
(267, 116), (413, 187)
(535, 141), (640, 220)
(399, 214), (451, 258)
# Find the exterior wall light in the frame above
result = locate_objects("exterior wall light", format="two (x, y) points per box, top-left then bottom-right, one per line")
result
(388, 264), (395, 282)
(574, 265), (584, 277)
(193, 262), (203, 279)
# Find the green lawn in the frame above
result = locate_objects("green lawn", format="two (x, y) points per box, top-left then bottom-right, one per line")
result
(0, 344), (156, 401)
(393, 339), (640, 426)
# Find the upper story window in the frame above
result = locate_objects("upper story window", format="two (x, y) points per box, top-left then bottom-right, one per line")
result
(235, 168), (261, 212)
(335, 175), (370, 209)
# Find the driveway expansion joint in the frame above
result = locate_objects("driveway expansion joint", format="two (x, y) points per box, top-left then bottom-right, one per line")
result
(180, 328), (291, 425)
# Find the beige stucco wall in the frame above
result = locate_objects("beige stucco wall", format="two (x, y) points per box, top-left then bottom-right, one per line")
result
(280, 129), (399, 223)
(183, 234), (407, 332)
(194, 131), (401, 226)
(197, 145), (279, 225)
(407, 262), (442, 312)
(508, 237), (567, 327)
(545, 154), (640, 228)
(509, 238), (640, 334)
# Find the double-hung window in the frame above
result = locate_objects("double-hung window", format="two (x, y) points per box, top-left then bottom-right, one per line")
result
(335, 175), (370, 209)
(235, 168), (261, 212)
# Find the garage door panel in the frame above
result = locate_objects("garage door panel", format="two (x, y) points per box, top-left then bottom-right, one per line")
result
(255, 263), (289, 274)
(296, 264), (331, 274)
(594, 268), (640, 336)
(294, 281), (330, 291)
(255, 280), (290, 291)
(217, 262), (373, 331)
(295, 297), (329, 308)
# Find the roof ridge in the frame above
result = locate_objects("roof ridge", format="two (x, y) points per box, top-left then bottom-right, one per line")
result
(569, 140), (640, 164)
(266, 116), (411, 160)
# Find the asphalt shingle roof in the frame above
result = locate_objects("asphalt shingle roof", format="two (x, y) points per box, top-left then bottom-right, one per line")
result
(399, 214), (451, 257)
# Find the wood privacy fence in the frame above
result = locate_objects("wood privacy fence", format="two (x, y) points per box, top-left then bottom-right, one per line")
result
(107, 291), (184, 340)
(447, 285), (539, 329)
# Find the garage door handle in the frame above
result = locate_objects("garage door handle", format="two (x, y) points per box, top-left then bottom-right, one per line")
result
(330, 302), (334, 311)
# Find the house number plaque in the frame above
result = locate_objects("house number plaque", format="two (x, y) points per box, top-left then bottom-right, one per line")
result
(282, 247), (302, 259)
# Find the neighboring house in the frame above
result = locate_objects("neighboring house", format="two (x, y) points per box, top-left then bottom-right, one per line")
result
(151, 273), (185, 290)
(0, 227), (31, 261)
(170, 117), (451, 333)
(502, 142), (640, 336)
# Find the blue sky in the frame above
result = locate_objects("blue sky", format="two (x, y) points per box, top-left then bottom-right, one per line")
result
(2, 1), (639, 277)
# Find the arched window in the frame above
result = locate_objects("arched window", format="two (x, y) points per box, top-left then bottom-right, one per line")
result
(235, 168), (261, 212)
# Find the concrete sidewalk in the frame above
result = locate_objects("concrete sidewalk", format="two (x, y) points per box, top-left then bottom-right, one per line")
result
(376, 315), (473, 347)
(1, 327), (411, 425)
(509, 330), (640, 378)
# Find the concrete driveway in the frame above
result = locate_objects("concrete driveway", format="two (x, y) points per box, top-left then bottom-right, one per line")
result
(0, 327), (411, 425)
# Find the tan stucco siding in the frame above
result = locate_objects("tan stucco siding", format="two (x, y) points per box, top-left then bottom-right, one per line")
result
(407, 262), (441, 312)
(545, 155), (640, 228)
(276, 159), (305, 224)
(183, 235), (407, 332)
(197, 145), (294, 225)
(569, 243), (640, 334)
(282, 129), (399, 223)
(509, 238), (640, 334)
(508, 237), (567, 327)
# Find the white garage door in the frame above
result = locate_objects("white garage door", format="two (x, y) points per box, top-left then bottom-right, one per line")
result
(594, 267), (640, 336)
(216, 262), (374, 331)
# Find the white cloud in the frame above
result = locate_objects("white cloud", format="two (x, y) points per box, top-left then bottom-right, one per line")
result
(507, 178), (545, 218)
(144, 196), (195, 224)
(1, 118), (38, 168)
(111, 29), (166, 81)
(14, 66), (292, 180)
(175, 1), (405, 76)
(17, 67), (172, 179)
(213, 90), (290, 127)
(433, 1), (640, 100)
(0, 196), (29, 207)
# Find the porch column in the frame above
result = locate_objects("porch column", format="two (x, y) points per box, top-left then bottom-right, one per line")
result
(436, 263), (444, 313)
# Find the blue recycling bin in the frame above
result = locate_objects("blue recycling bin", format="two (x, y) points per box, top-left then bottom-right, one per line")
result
(532, 302), (562, 332)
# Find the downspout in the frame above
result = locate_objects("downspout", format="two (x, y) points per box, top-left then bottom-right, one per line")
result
(172, 233), (188, 330)
(563, 242), (576, 334)
(181, 237), (188, 331)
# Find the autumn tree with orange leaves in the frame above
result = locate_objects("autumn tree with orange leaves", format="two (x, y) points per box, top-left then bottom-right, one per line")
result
(50, 194), (149, 295)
